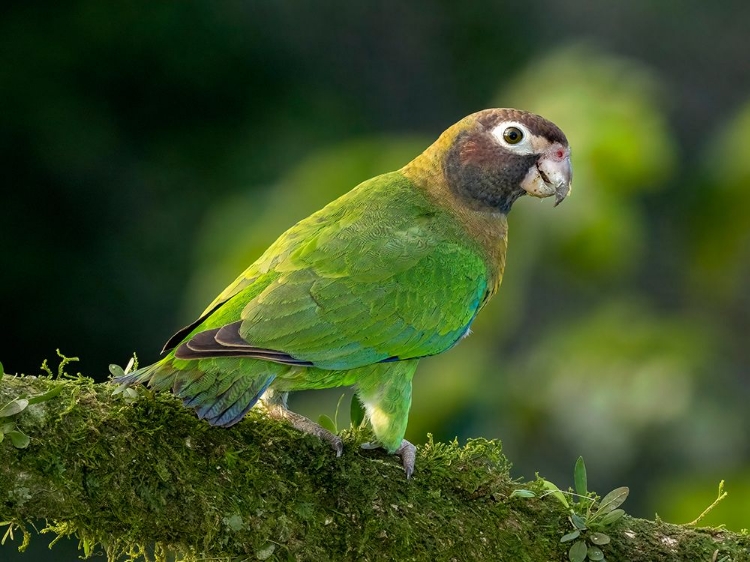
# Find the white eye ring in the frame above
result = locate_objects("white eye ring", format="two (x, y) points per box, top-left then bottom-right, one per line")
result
(491, 121), (534, 154)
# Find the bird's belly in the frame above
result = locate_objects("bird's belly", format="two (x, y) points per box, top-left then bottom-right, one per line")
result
(272, 364), (364, 392)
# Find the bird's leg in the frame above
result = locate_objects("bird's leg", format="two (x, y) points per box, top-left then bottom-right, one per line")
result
(261, 390), (343, 457)
(356, 360), (418, 478)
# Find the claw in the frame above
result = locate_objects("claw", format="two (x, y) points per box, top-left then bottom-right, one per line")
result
(361, 439), (416, 478)
(396, 440), (416, 479)
(330, 435), (344, 457)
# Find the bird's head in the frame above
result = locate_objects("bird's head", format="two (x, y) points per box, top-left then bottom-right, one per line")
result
(431, 108), (572, 214)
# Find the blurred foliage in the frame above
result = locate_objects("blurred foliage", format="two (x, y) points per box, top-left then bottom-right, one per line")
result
(500, 45), (677, 281)
(3, 2), (750, 560)
(497, 301), (708, 455)
(688, 100), (750, 309)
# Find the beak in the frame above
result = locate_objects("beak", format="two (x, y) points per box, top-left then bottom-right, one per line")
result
(521, 142), (573, 206)
(541, 143), (572, 207)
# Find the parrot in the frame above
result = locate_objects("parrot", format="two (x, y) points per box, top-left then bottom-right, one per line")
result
(114, 108), (572, 478)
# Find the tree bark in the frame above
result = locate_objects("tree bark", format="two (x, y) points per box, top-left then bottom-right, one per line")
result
(1, 373), (748, 561)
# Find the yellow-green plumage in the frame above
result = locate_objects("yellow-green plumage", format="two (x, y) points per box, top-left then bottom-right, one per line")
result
(116, 108), (572, 475)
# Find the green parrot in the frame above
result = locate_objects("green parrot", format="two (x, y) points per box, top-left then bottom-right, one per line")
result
(115, 108), (572, 477)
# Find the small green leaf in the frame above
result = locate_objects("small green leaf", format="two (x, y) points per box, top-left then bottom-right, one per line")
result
(0, 433), (4, 444)
(542, 479), (569, 508)
(571, 513), (588, 530)
(560, 530), (580, 543)
(588, 545), (605, 561)
(0, 361), (4, 379)
(589, 532), (611, 545)
(599, 508), (625, 526)
(7, 430), (30, 449)
(568, 540), (588, 562)
(109, 364), (125, 378)
(598, 487), (629, 514)
(111, 383), (128, 397)
(510, 489), (536, 499)
(318, 414), (337, 434)
(123, 356), (136, 375)
(27, 385), (64, 405)
(574, 456), (588, 497)
(350, 395), (365, 427)
(0, 399), (29, 418)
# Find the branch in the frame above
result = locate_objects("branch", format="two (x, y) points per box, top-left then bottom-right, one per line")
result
(1, 373), (748, 561)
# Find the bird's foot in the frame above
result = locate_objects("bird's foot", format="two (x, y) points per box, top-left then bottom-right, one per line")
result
(266, 404), (343, 457)
(361, 439), (416, 479)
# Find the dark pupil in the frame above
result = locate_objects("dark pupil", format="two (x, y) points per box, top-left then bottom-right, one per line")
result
(507, 129), (519, 141)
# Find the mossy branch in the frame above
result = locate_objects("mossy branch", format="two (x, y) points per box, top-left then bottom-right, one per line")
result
(1, 373), (748, 562)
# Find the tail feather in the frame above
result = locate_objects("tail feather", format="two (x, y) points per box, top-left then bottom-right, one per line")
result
(213, 383), (272, 427)
(194, 374), (275, 427)
(179, 366), (242, 408)
(112, 358), (176, 390)
(113, 355), (277, 428)
(174, 369), (224, 401)
(172, 370), (212, 398)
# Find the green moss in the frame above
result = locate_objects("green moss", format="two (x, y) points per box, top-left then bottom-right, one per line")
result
(1, 372), (749, 562)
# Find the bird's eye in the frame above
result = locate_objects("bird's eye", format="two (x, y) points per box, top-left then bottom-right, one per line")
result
(503, 127), (524, 144)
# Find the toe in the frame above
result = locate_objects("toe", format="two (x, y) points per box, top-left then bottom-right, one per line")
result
(396, 440), (416, 479)
(331, 435), (344, 457)
(360, 440), (416, 477)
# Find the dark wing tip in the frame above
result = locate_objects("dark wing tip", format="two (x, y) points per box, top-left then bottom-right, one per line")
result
(173, 321), (314, 366)
(161, 301), (226, 353)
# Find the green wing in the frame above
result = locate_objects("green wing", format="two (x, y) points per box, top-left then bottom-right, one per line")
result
(177, 171), (489, 370)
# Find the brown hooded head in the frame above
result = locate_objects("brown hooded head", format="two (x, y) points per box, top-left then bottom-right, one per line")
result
(410, 108), (572, 214)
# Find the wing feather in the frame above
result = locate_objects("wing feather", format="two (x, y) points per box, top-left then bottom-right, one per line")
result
(172, 172), (490, 370)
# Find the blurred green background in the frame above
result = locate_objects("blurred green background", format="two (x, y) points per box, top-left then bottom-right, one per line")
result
(2, 1), (749, 559)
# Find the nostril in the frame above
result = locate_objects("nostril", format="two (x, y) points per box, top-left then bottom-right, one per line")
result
(548, 145), (568, 161)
